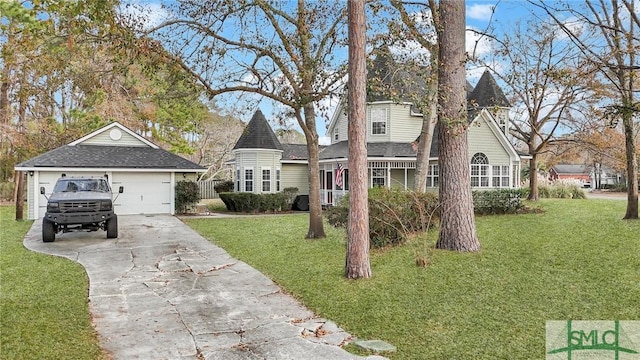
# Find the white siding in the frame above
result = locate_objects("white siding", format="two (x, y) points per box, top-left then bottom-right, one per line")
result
(390, 169), (408, 189)
(467, 117), (510, 164)
(27, 172), (35, 219)
(331, 110), (349, 144)
(81, 130), (147, 147)
(388, 104), (422, 143)
(282, 164), (309, 195)
(233, 149), (282, 193)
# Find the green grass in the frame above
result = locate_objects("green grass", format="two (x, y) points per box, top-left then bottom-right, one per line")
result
(0, 207), (106, 360)
(184, 199), (640, 359)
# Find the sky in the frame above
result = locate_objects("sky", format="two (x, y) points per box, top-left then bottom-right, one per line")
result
(121, 1), (547, 144)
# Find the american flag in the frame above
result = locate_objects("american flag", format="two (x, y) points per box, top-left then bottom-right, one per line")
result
(335, 163), (344, 188)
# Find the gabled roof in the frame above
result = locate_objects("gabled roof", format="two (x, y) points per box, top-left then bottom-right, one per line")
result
(70, 122), (158, 148)
(367, 46), (428, 103)
(468, 70), (510, 108)
(551, 164), (590, 175)
(15, 122), (205, 171)
(16, 145), (204, 170)
(233, 109), (283, 151)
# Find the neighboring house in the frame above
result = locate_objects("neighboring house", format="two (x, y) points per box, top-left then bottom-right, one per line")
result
(230, 54), (531, 206)
(15, 122), (205, 220)
(549, 164), (592, 187)
(549, 164), (621, 189)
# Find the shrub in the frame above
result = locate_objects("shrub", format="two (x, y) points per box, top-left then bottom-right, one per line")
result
(214, 180), (234, 194)
(219, 192), (290, 213)
(325, 188), (439, 249)
(0, 182), (15, 201)
(175, 181), (200, 214)
(282, 187), (299, 209)
(537, 182), (586, 199)
(472, 189), (524, 215)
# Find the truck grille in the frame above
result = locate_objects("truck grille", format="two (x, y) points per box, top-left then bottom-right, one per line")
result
(60, 201), (100, 212)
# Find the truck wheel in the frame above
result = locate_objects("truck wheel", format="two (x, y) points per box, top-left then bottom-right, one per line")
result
(42, 220), (55, 243)
(106, 215), (118, 239)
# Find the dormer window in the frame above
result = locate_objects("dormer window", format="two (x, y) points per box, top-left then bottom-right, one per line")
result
(371, 108), (387, 135)
(333, 127), (339, 141)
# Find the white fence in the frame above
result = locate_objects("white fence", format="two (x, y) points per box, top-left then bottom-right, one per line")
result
(197, 180), (225, 199)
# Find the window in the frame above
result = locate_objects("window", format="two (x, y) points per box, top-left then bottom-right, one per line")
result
(236, 168), (241, 191)
(427, 164), (439, 188)
(245, 168), (253, 192)
(372, 168), (385, 187)
(262, 168), (271, 192)
(371, 108), (387, 135)
(333, 127), (339, 141)
(471, 153), (489, 187)
(276, 168), (281, 192)
(492, 165), (510, 187)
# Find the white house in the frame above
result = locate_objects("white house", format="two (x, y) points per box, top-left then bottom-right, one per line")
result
(229, 61), (530, 206)
(15, 122), (205, 219)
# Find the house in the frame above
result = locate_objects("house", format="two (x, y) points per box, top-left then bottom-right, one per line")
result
(230, 55), (531, 205)
(549, 164), (621, 189)
(15, 122), (205, 219)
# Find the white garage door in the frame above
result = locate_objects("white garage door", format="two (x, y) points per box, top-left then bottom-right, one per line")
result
(37, 171), (172, 218)
(111, 172), (172, 215)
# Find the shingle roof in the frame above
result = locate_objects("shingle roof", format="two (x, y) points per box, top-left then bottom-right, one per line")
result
(282, 143), (322, 161)
(233, 109), (283, 150)
(16, 145), (205, 170)
(319, 140), (439, 160)
(367, 46), (428, 103)
(551, 164), (590, 175)
(468, 70), (510, 108)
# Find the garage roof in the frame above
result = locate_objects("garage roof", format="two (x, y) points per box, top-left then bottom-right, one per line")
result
(16, 145), (204, 170)
(15, 122), (205, 171)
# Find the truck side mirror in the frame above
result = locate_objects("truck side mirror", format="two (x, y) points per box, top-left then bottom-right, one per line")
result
(40, 187), (45, 195)
(118, 186), (124, 194)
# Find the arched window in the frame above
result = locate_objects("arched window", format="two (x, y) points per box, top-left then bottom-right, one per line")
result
(471, 153), (489, 187)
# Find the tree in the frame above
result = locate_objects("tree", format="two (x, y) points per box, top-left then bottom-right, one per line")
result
(480, 19), (596, 200)
(435, 0), (480, 251)
(345, 0), (371, 279)
(189, 110), (245, 180)
(1, 0), (212, 219)
(145, 0), (349, 238)
(533, 0), (639, 219)
(378, 0), (439, 192)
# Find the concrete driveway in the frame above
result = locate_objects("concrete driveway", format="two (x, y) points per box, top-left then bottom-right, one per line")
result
(23, 215), (381, 360)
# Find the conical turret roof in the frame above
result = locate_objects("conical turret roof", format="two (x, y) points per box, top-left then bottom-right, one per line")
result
(233, 109), (283, 150)
(468, 70), (510, 108)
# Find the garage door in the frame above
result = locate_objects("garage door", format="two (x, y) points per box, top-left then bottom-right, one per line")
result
(111, 172), (172, 215)
(38, 171), (106, 219)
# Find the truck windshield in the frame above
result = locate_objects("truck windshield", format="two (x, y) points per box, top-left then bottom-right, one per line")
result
(53, 179), (111, 193)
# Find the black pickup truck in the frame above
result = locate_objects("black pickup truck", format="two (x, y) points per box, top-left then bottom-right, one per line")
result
(40, 177), (123, 242)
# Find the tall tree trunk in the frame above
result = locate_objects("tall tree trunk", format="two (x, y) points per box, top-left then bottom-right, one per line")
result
(345, 0), (371, 279)
(0, 80), (8, 125)
(435, 0), (479, 252)
(303, 104), (326, 238)
(622, 112), (638, 219)
(528, 151), (539, 200)
(15, 171), (25, 220)
(413, 97), (438, 192)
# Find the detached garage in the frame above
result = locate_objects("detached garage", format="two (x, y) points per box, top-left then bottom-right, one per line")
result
(15, 122), (205, 220)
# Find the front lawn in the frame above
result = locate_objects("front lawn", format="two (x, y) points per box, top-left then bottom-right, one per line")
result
(184, 199), (640, 359)
(0, 207), (106, 359)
